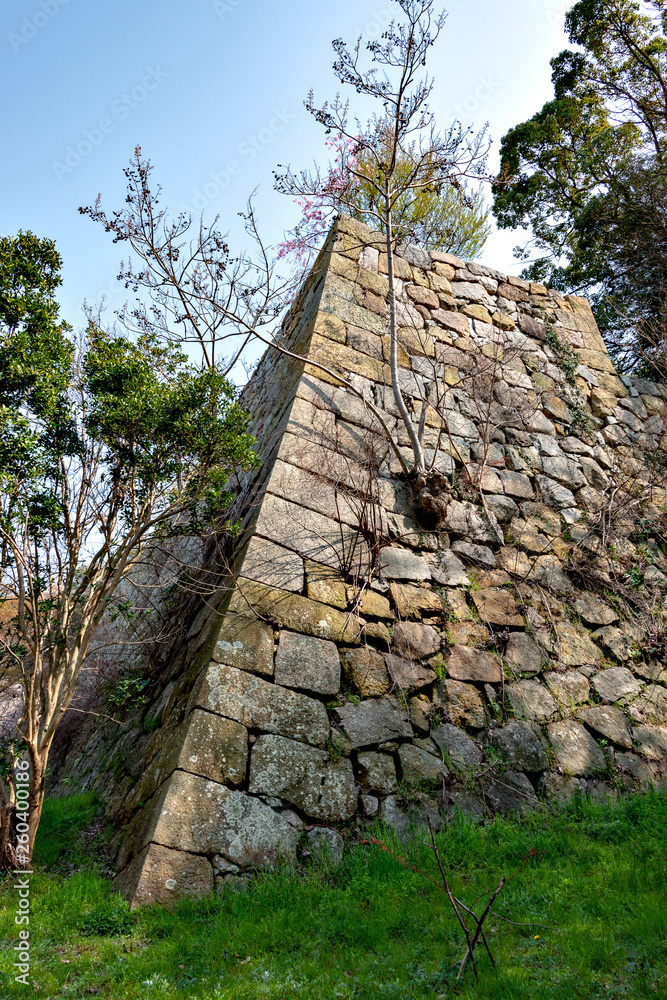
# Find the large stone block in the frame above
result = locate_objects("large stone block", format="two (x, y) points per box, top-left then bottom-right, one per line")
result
(334, 698), (413, 747)
(238, 536), (304, 593)
(504, 632), (544, 676)
(574, 593), (618, 626)
(482, 771), (539, 817)
(248, 735), (357, 821)
(213, 614), (275, 678)
(632, 724), (667, 761)
(191, 662), (330, 747)
(578, 705), (633, 748)
(385, 653), (437, 691)
(123, 771), (299, 870)
(592, 666), (642, 704)
(431, 723), (483, 772)
(435, 679), (485, 728)
(446, 645), (502, 684)
(252, 493), (372, 575)
(356, 751), (398, 794)
(547, 719), (606, 777)
(555, 623), (603, 667)
(398, 744), (449, 787)
(631, 685), (667, 725)
(340, 646), (391, 697)
(544, 670), (590, 707)
(506, 680), (557, 722)
(274, 630), (341, 696)
(115, 843), (214, 908)
(490, 720), (548, 772)
(228, 578), (363, 644)
(443, 500), (497, 542)
(392, 621), (442, 659)
(269, 451), (370, 514)
(119, 710), (249, 821)
(471, 588), (523, 627)
(379, 546), (431, 580)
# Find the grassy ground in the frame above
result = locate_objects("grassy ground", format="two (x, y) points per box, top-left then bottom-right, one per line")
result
(1, 791), (666, 999)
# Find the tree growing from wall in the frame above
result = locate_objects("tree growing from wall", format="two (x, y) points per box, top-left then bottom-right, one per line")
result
(275, 0), (489, 472)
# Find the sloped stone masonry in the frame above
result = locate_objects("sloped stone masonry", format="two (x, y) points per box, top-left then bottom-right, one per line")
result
(55, 216), (667, 906)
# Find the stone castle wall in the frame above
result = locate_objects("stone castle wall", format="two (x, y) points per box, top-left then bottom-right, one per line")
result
(56, 215), (667, 906)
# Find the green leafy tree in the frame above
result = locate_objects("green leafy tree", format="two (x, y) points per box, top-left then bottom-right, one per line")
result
(347, 149), (490, 257)
(492, 0), (667, 376)
(0, 233), (257, 865)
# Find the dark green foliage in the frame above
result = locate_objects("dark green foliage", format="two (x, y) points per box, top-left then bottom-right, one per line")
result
(2, 791), (666, 997)
(81, 896), (134, 937)
(493, 0), (667, 377)
(0, 232), (258, 853)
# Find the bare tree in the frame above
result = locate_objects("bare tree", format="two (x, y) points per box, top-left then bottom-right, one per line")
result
(275, 0), (489, 473)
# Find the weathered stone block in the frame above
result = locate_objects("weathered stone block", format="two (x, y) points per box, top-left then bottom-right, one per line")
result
(239, 536), (304, 593)
(471, 588), (523, 627)
(379, 546), (431, 580)
(385, 653), (437, 691)
(398, 743), (449, 787)
(392, 621), (442, 659)
(115, 843), (214, 908)
(253, 493), (371, 575)
(191, 662), (330, 747)
(506, 680), (557, 722)
(555, 623), (603, 667)
(334, 698), (413, 748)
(435, 679), (485, 728)
(450, 540), (496, 567)
(594, 627), (635, 662)
(632, 724), (667, 761)
(446, 645), (501, 684)
(578, 705), (633, 748)
(482, 771), (539, 816)
(490, 720), (548, 771)
(431, 723), (483, 772)
(528, 554), (572, 595)
(592, 666), (642, 704)
(274, 630), (341, 696)
(379, 795), (443, 838)
(248, 735), (356, 821)
(389, 582), (444, 617)
(213, 614), (275, 678)
(228, 579), (363, 644)
(443, 500), (497, 542)
(548, 719), (606, 777)
(125, 771), (299, 870)
(305, 560), (347, 609)
(631, 685), (667, 725)
(544, 670), (590, 707)
(340, 647), (391, 697)
(574, 593), (618, 626)
(307, 827), (345, 866)
(356, 751), (398, 794)
(538, 773), (584, 804)
(504, 632), (544, 676)
(498, 470), (535, 498)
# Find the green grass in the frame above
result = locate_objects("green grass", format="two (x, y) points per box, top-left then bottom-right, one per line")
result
(1, 791), (666, 998)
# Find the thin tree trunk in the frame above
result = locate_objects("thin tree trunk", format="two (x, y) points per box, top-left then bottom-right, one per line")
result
(27, 745), (49, 858)
(0, 803), (19, 872)
(385, 179), (425, 474)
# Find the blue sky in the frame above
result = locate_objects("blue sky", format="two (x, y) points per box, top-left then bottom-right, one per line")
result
(1, 0), (571, 332)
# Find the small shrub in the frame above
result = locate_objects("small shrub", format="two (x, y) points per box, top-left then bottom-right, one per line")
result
(81, 895), (134, 936)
